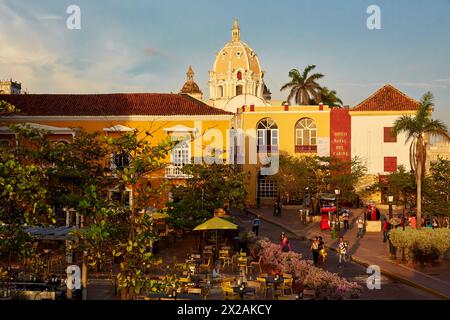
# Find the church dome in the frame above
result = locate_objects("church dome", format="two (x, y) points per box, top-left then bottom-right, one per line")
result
(208, 19), (268, 106)
(211, 19), (262, 80)
(180, 66), (203, 100)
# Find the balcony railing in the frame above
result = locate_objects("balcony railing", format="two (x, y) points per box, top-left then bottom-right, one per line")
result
(295, 145), (317, 153)
(165, 165), (192, 179)
(257, 145), (279, 153)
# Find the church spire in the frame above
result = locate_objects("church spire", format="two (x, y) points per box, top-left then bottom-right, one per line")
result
(186, 65), (194, 81)
(231, 18), (240, 42)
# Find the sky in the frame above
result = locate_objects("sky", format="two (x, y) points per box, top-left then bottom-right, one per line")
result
(1, 0), (449, 125)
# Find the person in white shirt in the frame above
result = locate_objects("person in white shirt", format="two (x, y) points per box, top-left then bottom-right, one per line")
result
(338, 237), (348, 266)
(357, 217), (364, 238)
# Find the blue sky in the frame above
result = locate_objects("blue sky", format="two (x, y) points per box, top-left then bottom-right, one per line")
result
(1, 0), (449, 125)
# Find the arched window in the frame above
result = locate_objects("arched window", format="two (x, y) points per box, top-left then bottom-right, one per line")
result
(171, 140), (191, 166)
(237, 71), (242, 81)
(295, 118), (317, 153)
(236, 85), (243, 96)
(218, 85), (224, 98)
(257, 118), (278, 152)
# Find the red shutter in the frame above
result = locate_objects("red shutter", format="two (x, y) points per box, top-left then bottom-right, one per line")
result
(384, 127), (397, 143)
(384, 157), (397, 172)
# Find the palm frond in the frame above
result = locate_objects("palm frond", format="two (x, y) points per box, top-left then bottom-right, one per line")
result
(302, 65), (316, 80)
(305, 73), (324, 83)
(416, 91), (434, 123)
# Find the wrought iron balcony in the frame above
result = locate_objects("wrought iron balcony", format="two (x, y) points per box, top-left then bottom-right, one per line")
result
(295, 145), (317, 153)
(165, 165), (192, 179)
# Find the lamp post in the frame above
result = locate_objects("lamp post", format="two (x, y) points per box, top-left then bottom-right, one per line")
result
(388, 195), (394, 220)
(334, 189), (341, 232)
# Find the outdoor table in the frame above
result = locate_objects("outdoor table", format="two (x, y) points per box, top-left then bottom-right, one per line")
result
(264, 276), (284, 290)
(190, 275), (203, 284)
(147, 293), (202, 300)
(232, 286), (256, 300)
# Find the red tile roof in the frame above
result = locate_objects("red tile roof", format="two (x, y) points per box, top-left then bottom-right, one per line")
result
(353, 84), (419, 112)
(0, 93), (233, 116)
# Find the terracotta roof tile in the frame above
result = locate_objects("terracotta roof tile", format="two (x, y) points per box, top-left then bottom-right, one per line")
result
(353, 84), (419, 112)
(0, 93), (233, 116)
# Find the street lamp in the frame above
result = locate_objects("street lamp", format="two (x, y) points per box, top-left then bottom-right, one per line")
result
(388, 195), (394, 220)
(334, 189), (341, 232)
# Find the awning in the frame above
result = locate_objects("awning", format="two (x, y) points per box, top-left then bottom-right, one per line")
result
(24, 226), (77, 241)
(193, 217), (238, 231)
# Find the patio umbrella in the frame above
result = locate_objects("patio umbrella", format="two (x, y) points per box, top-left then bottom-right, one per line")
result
(193, 217), (238, 256)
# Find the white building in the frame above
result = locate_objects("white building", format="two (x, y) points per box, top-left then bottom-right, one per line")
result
(350, 84), (419, 175)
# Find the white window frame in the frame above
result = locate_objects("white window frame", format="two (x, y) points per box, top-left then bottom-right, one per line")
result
(171, 138), (191, 167)
(257, 118), (279, 147)
(295, 118), (317, 146)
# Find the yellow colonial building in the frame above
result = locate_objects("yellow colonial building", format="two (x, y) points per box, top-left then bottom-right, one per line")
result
(1, 19), (442, 208)
(233, 104), (332, 205)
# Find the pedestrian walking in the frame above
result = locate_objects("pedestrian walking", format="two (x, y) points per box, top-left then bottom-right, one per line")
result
(252, 216), (261, 236)
(281, 238), (291, 252)
(338, 236), (348, 266)
(382, 218), (389, 242)
(356, 217), (364, 238)
(318, 236), (327, 265)
(342, 210), (350, 230)
(310, 236), (320, 267)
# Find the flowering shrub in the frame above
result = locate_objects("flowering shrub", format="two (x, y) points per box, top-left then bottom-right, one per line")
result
(249, 238), (362, 299)
(389, 227), (450, 264)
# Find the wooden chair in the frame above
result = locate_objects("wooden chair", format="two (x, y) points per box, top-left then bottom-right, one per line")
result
(219, 250), (232, 269)
(256, 277), (272, 298)
(250, 256), (262, 273)
(199, 258), (211, 271)
(237, 257), (248, 274)
(279, 278), (293, 295)
(222, 286), (239, 300)
(187, 288), (203, 295)
(246, 280), (260, 299)
(302, 289), (316, 300)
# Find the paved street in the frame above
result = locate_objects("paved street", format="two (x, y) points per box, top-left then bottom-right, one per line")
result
(234, 210), (438, 300)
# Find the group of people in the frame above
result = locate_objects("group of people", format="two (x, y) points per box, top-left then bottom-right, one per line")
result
(310, 235), (349, 267)
(310, 236), (327, 267)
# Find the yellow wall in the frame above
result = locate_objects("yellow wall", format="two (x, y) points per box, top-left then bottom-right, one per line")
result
(3, 117), (232, 165)
(237, 105), (331, 205)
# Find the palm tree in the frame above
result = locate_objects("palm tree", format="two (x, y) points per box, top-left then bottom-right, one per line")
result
(393, 92), (450, 229)
(317, 87), (343, 108)
(280, 65), (323, 105)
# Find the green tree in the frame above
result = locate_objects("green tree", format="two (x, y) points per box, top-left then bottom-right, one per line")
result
(0, 100), (19, 115)
(0, 129), (53, 270)
(168, 163), (247, 229)
(105, 130), (176, 299)
(280, 65), (324, 105)
(315, 87), (343, 107)
(393, 92), (450, 228)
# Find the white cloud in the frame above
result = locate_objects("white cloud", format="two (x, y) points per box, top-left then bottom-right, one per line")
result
(0, 1), (160, 93)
